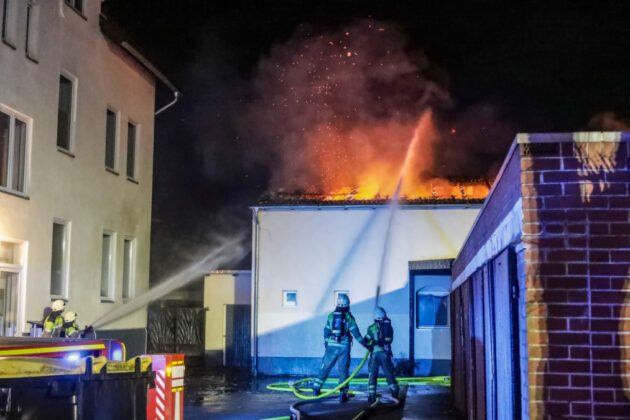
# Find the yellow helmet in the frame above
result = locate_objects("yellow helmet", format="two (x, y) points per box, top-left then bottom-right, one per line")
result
(63, 311), (77, 323)
(51, 299), (65, 312)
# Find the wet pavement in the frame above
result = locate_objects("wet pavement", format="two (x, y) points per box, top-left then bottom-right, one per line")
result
(183, 367), (463, 419)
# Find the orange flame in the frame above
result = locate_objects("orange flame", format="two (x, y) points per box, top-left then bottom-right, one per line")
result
(303, 111), (490, 201)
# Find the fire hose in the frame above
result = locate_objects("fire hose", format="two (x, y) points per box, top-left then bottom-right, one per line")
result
(262, 349), (450, 419)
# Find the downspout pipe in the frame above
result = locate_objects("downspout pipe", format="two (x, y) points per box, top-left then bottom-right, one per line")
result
(251, 207), (260, 375)
(120, 41), (181, 116)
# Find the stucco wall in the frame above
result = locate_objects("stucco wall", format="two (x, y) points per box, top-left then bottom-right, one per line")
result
(0, 0), (155, 333)
(253, 205), (479, 373)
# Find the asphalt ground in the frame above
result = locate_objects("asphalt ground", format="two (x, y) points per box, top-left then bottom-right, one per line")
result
(183, 368), (463, 419)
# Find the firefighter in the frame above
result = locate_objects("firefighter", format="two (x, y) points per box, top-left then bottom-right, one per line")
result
(312, 294), (368, 402)
(63, 311), (80, 338)
(42, 299), (65, 337)
(364, 306), (399, 403)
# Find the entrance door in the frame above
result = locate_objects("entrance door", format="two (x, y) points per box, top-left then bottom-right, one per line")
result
(0, 271), (19, 336)
(491, 248), (520, 419)
(224, 304), (251, 367)
(411, 272), (451, 376)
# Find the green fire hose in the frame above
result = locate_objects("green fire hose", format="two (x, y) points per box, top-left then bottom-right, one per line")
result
(262, 350), (450, 419)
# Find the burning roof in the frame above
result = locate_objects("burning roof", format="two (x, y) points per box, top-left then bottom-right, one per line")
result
(257, 179), (490, 206)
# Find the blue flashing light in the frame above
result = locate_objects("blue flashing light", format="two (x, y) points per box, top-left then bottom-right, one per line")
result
(66, 353), (80, 362)
(112, 349), (123, 361)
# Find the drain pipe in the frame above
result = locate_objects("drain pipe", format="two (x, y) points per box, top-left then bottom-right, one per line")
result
(251, 207), (261, 375)
(120, 41), (181, 115)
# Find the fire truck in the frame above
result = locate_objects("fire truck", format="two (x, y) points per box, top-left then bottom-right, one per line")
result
(0, 337), (184, 420)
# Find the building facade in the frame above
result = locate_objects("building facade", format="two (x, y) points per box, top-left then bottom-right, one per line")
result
(451, 132), (630, 419)
(250, 202), (481, 375)
(0, 0), (167, 346)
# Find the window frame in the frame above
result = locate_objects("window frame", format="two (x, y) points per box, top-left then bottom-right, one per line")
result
(56, 71), (77, 154)
(125, 120), (138, 181)
(1, 0), (18, 48)
(415, 287), (450, 329)
(282, 290), (297, 308)
(104, 108), (119, 172)
(121, 237), (135, 301)
(63, 0), (85, 17)
(0, 104), (31, 197)
(50, 219), (71, 300)
(100, 229), (116, 302)
(25, 1), (40, 63)
(0, 237), (26, 336)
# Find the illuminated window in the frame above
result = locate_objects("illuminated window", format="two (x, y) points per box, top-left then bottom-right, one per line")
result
(0, 240), (22, 337)
(282, 290), (297, 308)
(126, 122), (137, 179)
(122, 238), (135, 300)
(105, 109), (118, 170)
(100, 231), (115, 301)
(51, 220), (70, 298)
(416, 287), (449, 328)
(57, 74), (75, 151)
(0, 107), (28, 194)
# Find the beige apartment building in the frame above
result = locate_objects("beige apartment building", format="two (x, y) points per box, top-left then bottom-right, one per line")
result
(0, 0), (176, 350)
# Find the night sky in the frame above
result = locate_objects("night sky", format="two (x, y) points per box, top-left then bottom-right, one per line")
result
(101, 0), (630, 281)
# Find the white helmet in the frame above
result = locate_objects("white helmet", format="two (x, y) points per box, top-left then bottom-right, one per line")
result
(64, 311), (77, 323)
(336, 293), (350, 308)
(51, 299), (65, 312)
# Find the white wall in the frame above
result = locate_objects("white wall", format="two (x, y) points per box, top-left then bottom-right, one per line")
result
(0, 0), (155, 332)
(254, 205), (480, 361)
(204, 272), (252, 353)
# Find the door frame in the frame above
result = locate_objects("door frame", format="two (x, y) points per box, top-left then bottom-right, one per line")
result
(408, 258), (454, 368)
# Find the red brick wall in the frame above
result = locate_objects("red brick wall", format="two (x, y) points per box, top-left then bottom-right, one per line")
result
(522, 135), (630, 418)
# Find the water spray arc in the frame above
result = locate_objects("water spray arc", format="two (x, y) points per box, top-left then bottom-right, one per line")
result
(91, 234), (248, 329)
(374, 111), (432, 308)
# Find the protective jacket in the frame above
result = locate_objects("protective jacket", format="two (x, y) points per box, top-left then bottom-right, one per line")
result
(63, 321), (80, 338)
(324, 308), (364, 347)
(364, 317), (393, 355)
(43, 312), (64, 337)
(365, 317), (398, 399)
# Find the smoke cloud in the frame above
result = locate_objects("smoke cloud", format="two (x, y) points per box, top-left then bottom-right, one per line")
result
(239, 20), (455, 196)
(237, 19), (514, 197)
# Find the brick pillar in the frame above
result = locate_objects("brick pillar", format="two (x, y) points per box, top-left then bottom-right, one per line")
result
(521, 133), (630, 418)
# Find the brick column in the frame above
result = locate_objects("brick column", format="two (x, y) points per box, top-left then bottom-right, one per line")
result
(521, 133), (630, 418)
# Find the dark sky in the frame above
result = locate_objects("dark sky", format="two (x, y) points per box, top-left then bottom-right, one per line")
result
(102, 0), (630, 280)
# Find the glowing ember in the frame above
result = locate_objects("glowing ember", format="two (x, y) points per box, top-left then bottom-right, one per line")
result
(245, 20), (492, 202)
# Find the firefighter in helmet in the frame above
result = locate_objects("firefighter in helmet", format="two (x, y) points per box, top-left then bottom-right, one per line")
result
(42, 299), (65, 337)
(63, 311), (80, 338)
(312, 293), (368, 402)
(364, 306), (399, 403)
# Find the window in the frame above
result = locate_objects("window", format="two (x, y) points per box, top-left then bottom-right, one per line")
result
(122, 238), (134, 299)
(0, 107), (28, 194)
(100, 231), (115, 300)
(1, 0), (17, 47)
(57, 74), (74, 151)
(25, 1), (40, 61)
(126, 122), (136, 179)
(416, 287), (449, 328)
(0, 240), (23, 337)
(50, 221), (69, 298)
(64, 0), (83, 14)
(105, 110), (117, 170)
(333, 290), (349, 307)
(282, 290), (297, 308)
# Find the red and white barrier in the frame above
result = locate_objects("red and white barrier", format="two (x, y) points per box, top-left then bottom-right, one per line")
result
(147, 354), (185, 420)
